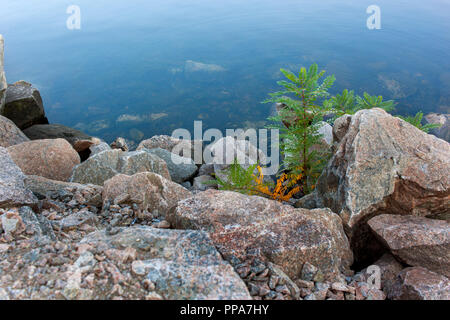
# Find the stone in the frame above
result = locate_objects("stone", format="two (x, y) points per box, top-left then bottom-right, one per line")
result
(388, 267), (450, 300)
(0, 147), (37, 208)
(332, 114), (352, 144)
(368, 214), (450, 277)
(198, 163), (215, 176)
(425, 113), (449, 142)
(23, 124), (91, 147)
(167, 190), (353, 280)
(145, 148), (197, 183)
(193, 175), (217, 191)
(137, 135), (196, 161)
(0, 115), (29, 147)
(110, 137), (129, 151)
(1, 81), (48, 129)
(0, 35), (6, 112)
(102, 172), (192, 216)
(311, 108), (450, 264)
(24, 175), (103, 207)
(361, 253), (403, 293)
(89, 141), (111, 156)
(80, 226), (251, 300)
(70, 149), (170, 186)
(7, 138), (80, 182)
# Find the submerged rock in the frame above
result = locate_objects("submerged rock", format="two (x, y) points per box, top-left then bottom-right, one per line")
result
(102, 172), (191, 215)
(80, 226), (251, 300)
(70, 149), (170, 186)
(368, 214), (450, 277)
(167, 189), (353, 280)
(1, 81), (48, 129)
(0, 146), (37, 209)
(8, 138), (80, 182)
(0, 115), (29, 147)
(309, 108), (450, 264)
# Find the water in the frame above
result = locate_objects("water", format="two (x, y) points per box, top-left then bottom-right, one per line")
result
(1, 0), (449, 143)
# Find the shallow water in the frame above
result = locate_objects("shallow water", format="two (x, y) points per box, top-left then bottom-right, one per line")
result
(1, 0), (449, 143)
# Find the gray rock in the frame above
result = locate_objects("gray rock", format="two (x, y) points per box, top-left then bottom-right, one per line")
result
(80, 226), (251, 300)
(193, 175), (217, 191)
(0, 35), (6, 112)
(198, 163), (215, 176)
(137, 135), (197, 161)
(1, 81), (48, 129)
(70, 149), (170, 186)
(425, 113), (449, 143)
(146, 148), (197, 183)
(89, 141), (111, 156)
(0, 115), (29, 147)
(0, 147), (37, 209)
(18, 206), (55, 239)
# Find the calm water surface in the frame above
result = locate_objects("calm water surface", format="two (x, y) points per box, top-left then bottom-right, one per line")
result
(1, 0), (449, 143)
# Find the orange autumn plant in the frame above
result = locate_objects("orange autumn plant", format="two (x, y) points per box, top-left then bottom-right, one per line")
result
(212, 158), (302, 202)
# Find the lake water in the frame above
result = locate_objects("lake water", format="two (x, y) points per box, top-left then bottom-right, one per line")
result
(1, 0), (449, 143)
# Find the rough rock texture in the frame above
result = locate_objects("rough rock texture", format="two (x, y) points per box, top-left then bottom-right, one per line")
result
(1, 81), (48, 129)
(0, 115), (29, 147)
(80, 226), (251, 300)
(70, 149), (170, 186)
(359, 253), (404, 294)
(103, 172), (192, 216)
(425, 113), (449, 142)
(310, 108), (450, 263)
(388, 267), (450, 300)
(7, 139), (80, 182)
(368, 214), (450, 277)
(193, 175), (217, 191)
(110, 137), (129, 152)
(89, 141), (111, 157)
(137, 135), (197, 161)
(24, 175), (103, 207)
(167, 190), (353, 280)
(146, 148), (197, 183)
(0, 35), (6, 112)
(23, 124), (92, 153)
(0, 147), (37, 208)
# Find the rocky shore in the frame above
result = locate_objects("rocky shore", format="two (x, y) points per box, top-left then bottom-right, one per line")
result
(1, 37), (449, 300)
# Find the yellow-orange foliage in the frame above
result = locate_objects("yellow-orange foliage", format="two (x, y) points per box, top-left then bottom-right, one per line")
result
(249, 166), (302, 202)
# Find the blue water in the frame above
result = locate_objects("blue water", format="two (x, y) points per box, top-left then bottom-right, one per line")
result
(1, 0), (449, 143)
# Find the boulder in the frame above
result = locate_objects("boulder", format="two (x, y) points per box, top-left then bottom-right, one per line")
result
(0, 35), (6, 111)
(102, 172), (192, 216)
(310, 108), (450, 264)
(24, 175), (103, 207)
(360, 253), (404, 293)
(23, 124), (93, 154)
(7, 139), (80, 182)
(70, 149), (170, 186)
(425, 113), (449, 142)
(193, 175), (217, 191)
(167, 190), (353, 280)
(1, 81), (48, 129)
(368, 214), (450, 277)
(0, 115), (29, 147)
(80, 226), (251, 300)
(145, 148), (197, 183)
(89, 141), (111, 156)
(137, 135), (197, 161)
(0, 147), (37, 208)
(388, 267), (450, 300)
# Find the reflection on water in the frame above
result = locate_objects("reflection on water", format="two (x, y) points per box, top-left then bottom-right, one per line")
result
(1, 0), (449, 143)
